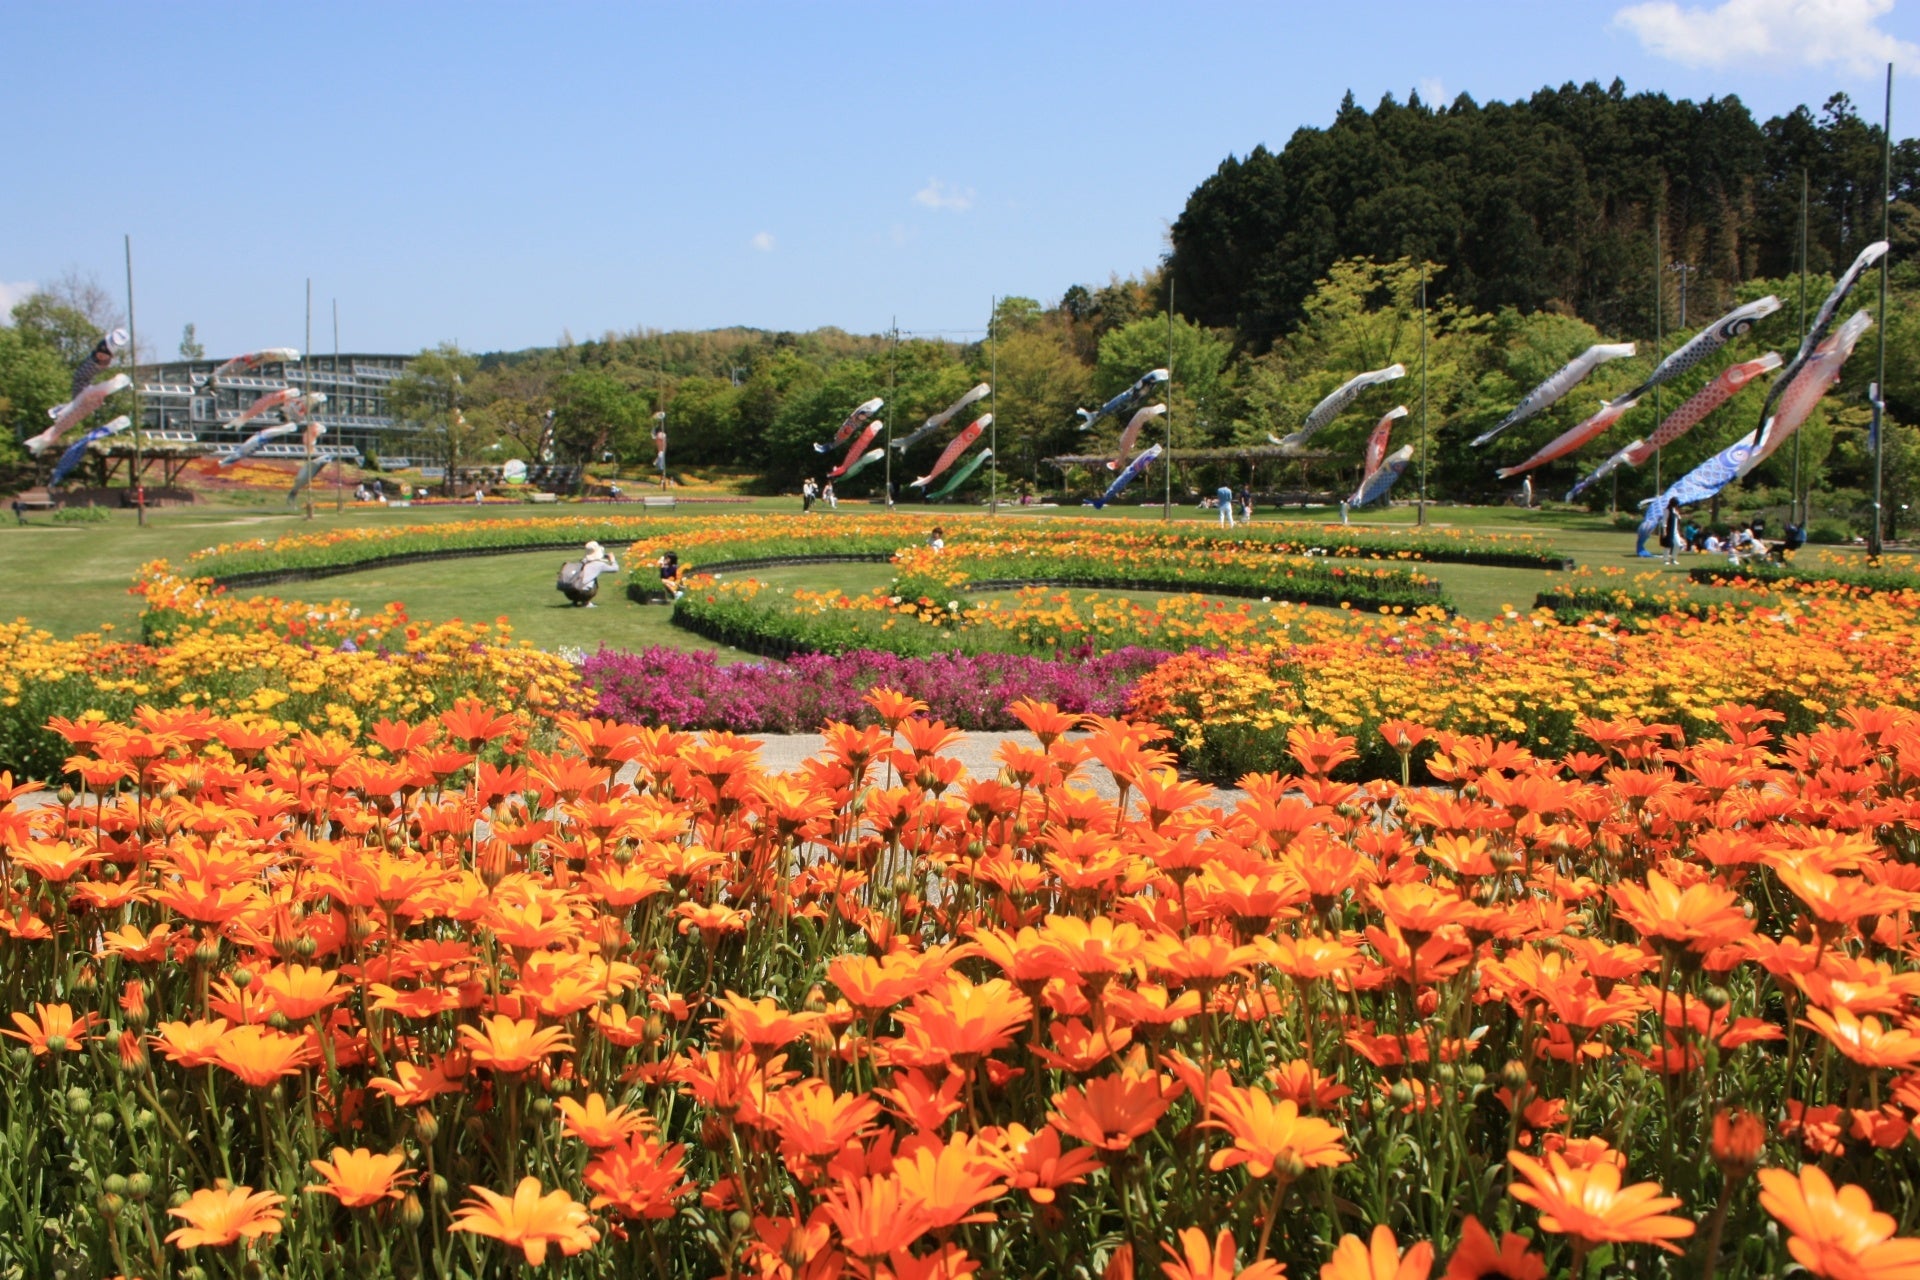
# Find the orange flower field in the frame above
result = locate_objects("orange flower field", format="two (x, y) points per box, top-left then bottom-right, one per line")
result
(3, 688), (1920, 1278)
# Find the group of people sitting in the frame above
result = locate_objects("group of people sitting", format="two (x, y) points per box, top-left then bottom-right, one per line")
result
(1661, 505), (1806, 565)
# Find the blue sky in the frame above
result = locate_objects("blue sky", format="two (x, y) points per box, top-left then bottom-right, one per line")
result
(5, 0), (1917, 356)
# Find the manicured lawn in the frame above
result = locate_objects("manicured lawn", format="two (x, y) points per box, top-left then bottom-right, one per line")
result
(0, 494), (1703, 645)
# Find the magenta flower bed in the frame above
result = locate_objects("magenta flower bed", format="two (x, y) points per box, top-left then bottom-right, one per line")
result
(582, 645), (1171, 732)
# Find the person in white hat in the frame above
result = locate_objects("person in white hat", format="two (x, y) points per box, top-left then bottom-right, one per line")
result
(558, 541), (619, 607)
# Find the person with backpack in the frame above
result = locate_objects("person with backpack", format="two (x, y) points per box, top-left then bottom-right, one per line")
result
(557, 541), (619, 607)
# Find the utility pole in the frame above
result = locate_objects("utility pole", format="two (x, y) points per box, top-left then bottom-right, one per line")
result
(1163, 278), (1174, 520)
(1668, 261), (1696, 328)
(1871, 61), (1893, 557)
(1417, 267), (1429, 526)
(124, 236), (144, 526)
(988, 296), (999, 517)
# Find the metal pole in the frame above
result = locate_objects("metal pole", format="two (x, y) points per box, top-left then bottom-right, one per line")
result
(1792, 169), (1808, 526)
(1652, 214), (1664, 497)
(885, 318), (895, 511)
(304, 279), (314, 520)
(1417, 268), (1429, 525)
(1163, 278), (1173, 520)
(988, 296), (999, 517)
(1872, 61), (1892, 557)
(124, 235), (144, 525)
(334, 298), (343, 513)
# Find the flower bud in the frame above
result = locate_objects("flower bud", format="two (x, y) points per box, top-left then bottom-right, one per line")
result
(431, 1174), (450, 1200)
(103, 1174), (129, 1196)
(729, 1209), (753, 1236)
(1700, 984), (1731, 1011)
(66, 1087), (90, 1114)
(126, 1173), (153, 1201)
(91, 1111), (115, 1134)
(413, 1110), (439, 1144)
(399, 1191), (425, 1229)
(1501, 1060), (1530, 1091)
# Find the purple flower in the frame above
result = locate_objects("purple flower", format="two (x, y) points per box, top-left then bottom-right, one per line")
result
(581, 646), (1172, 732)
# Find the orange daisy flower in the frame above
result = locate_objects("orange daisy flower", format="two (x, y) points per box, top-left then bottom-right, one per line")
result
(1321, 1225), (1434, 1280)
(1443, 1217), (1545, 1280)
(1161, 1226), (1287, 1280)
(450, 1176), (601, 1266)
(1758, 1164), (1920, 1280)
(165, 1184), (286, 1250)
(457, 1015), (574, 1074)
(1205, 1086), (1351, 1179)
(306, 1147), (413, 1208)
(211, 1025), (316, 1087)
(3, 1003), (100, 1055)
(1507, 1149), (1694, 1255)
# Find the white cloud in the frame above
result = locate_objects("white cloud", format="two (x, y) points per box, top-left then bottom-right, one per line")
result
(912, 179), (976, 213)
(1613, 0), (1919, 75)
(0, 280), (36, 315)
(750, 231), (775, 252)
(1417, 77), (1447, 106)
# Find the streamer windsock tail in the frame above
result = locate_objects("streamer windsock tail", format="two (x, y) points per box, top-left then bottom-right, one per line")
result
(1284, 364), (1406, 449)
(1749, 241), (1886, 443)
(1075, 368), (1168, 433)
(1351, 445), (1415, 508)
(197, 348), (300, 390)
(1565, 440), (1643, 502)
(893, 384), (990, 452)
(1616, 296), (1780, 402)
(837, 448), (886, 480)
(1639, 438), (1759, 540)
(1624, 353), (1781, 467)
(27, 374), (132, 455)
(927, 448), (993, 500)
(1494, 396), (1639, 480)
(286, 457), (329, 503)
(1091, 443), (1162, 508)
(817, 397), (884, 452)
(1473, 343), (1637, 447)
(911, 415), (989, 488)
(48, 416), (130, 487)
(220, 423), (299, 466)
(226, 388), (301, 435)
(1361, 406), (1408, 478)
(1739, 310), (1873, 478)
(828, 422), (884, 479)
(1107, 404), (1167, 470)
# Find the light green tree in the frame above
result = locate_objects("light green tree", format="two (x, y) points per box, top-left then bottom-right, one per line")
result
(389, 343), (482, 477)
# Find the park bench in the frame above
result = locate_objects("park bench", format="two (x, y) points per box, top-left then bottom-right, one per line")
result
(10, 490), (56, 523)
(641, 494), (676, 511)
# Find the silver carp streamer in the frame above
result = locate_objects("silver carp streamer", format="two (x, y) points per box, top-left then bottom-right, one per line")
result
(1565, 440), (1643, 502)
(1739, 310), (1872, 478)
(1076, 369), (1168, 433)
(219, 423), (299, 467)
(49, 416), (130, 487)
(286, 456), (330, 502)
(1473, 343), (1637, 448)
(1617, 296), (1780, 402)
(1749, 241), (1887, 443)
(928, 448), (992, 500)
(893, 383), (990, 452)
(1092, 443), (1162, 508)
(1352, 445), (1414, 508)
(1624, 353), (1781, 466)
(816, 397), (884, 453)
(1280, 364), (1405, 449)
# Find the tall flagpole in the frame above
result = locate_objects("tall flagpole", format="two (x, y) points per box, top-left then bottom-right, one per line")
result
(124, 235), (144, 525)
(334, 298), (344, 514)
(1871, 61), (1892, 556)
(988, 296), (999, 517)
(1792, 169), (1808, 526)
(1651, 212), (1664, 498)
(885, 318), (896, 511)
(1417, 267), (1429, 526)
(304, 279), (314, 521)
(1163, 278), (1174, 520)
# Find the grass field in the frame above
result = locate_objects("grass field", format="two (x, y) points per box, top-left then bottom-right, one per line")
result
(0, 494), (1691, 646)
